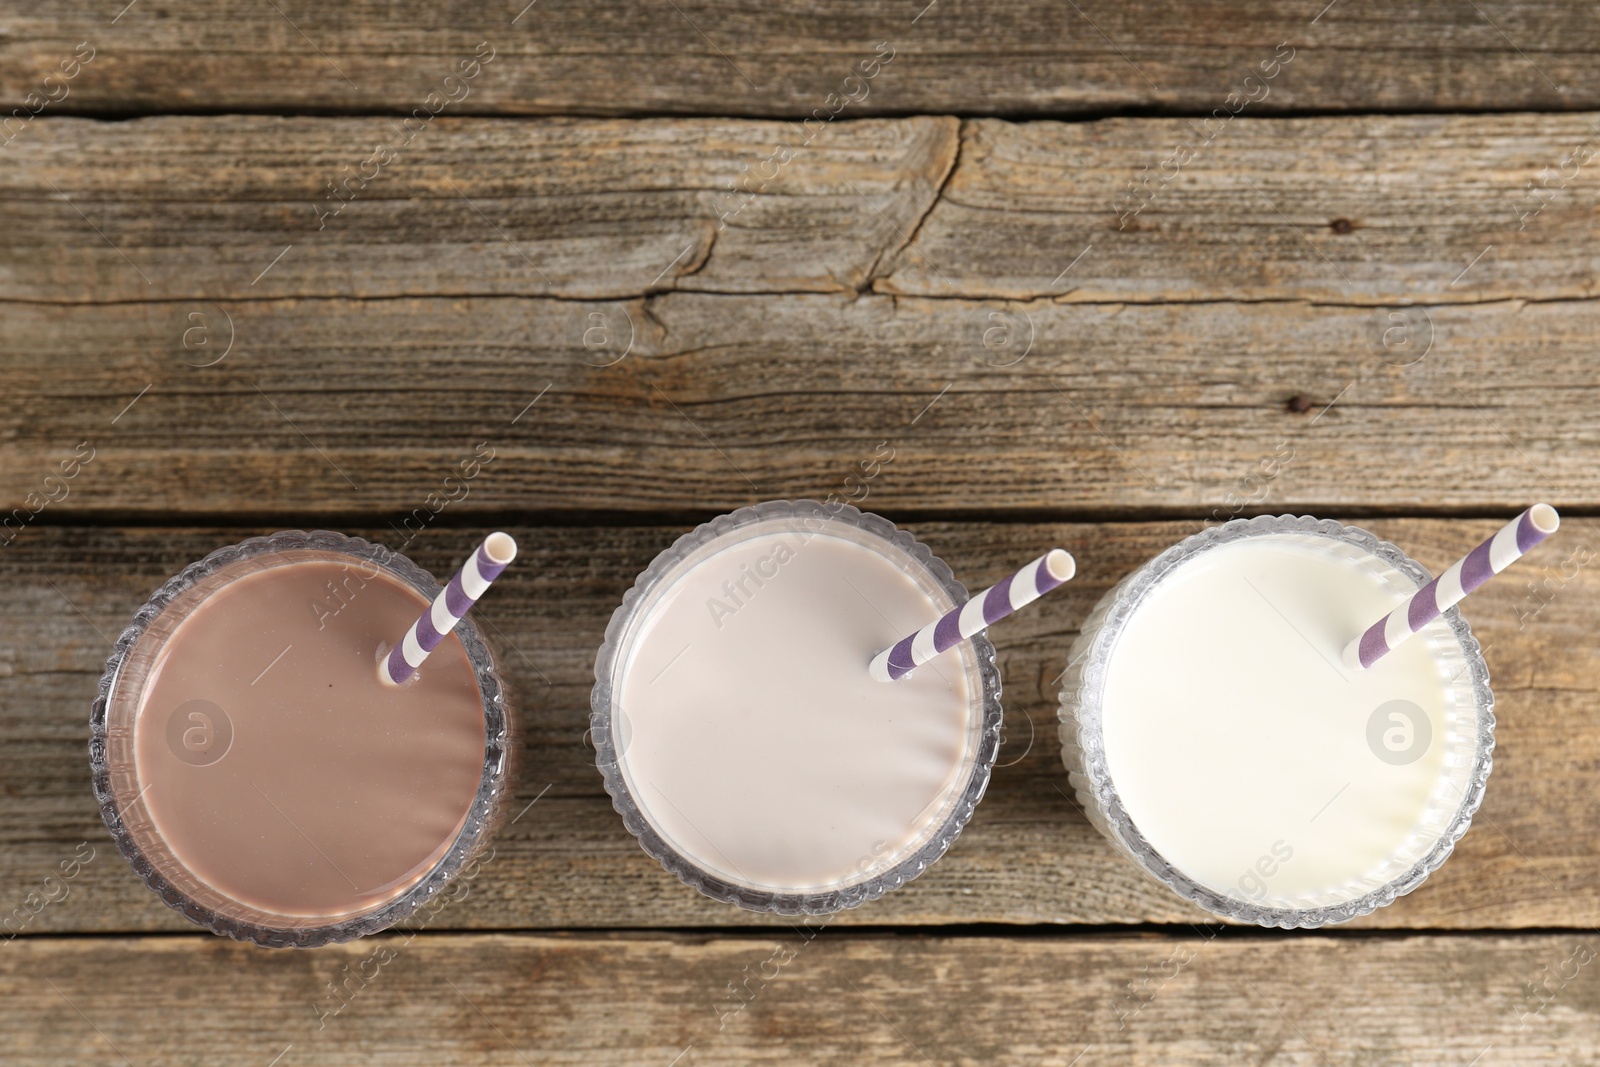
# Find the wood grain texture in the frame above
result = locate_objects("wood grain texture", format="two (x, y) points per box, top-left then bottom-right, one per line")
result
(4, 1), (1599, 116)
(880, 114), (1600, 303)
(4, 931), (1599, 1065)
(7, 113), (1600, 305)
(1, 293), (1594, 515)
(0, 116), (958, 302)
(3, 520), (1596, 934)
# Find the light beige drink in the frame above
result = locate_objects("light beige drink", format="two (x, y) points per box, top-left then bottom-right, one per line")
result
(600, 509), (999, 907)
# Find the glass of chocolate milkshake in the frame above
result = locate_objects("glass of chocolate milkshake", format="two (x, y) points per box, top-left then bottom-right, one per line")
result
(90, 531), (513, 947)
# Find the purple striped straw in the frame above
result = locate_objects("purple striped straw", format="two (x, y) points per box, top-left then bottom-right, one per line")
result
(380, 532), (518, 687)
(1343, 504), (1559, 671)
(869, 549), (1076, 682)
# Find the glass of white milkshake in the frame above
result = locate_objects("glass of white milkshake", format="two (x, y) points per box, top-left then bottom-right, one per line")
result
(592, 500), (1004, 913)
(1059, 515), (1495, 928)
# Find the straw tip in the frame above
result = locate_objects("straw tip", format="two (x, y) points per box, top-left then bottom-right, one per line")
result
(484, 531), (518, 565)
(1341, 640), (1366, 672)
(1529, 503), (1560, 534)
(1045, 549), (1076, 583)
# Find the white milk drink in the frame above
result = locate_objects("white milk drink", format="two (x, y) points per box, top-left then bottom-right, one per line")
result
(1063, 520), (1490, 921)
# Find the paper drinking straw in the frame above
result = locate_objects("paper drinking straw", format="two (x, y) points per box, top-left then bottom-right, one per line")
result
(380, 532), (518, 687)
(1343, 504), (1559, 671)
(869, 549), (1075, 682)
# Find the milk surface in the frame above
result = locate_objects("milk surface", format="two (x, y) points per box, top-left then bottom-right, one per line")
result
(133, 558), (486, 919)
(614, 524), (979, 892)
(1100, 534), (1475, 908)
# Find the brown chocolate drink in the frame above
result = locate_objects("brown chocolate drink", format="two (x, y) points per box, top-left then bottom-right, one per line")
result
(94, 536), (502, 944)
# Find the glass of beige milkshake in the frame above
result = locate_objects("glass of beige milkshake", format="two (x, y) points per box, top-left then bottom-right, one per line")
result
(90, 531), (513, 947)
(592, 500), (1004, 913)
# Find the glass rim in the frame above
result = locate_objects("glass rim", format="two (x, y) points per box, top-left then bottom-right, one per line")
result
(1058, 514), (1496, 929)
(590, 499), (1005, 915)
(88, 530), (513, 948)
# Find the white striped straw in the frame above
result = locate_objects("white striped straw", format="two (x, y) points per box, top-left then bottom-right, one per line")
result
(379, 532), (518, 687)
(1343, 504), (1559, 671)
(869, 549), (1075, 682)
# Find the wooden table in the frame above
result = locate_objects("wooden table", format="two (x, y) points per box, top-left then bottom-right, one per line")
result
(5, 2), (1600, 1062)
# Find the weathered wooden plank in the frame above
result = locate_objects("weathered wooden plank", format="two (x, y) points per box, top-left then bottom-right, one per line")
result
(6, 114), (1600, 305)
(1, 293), (1595, 515)
(878, 114), (1600, 303)
(0, 116), (957, 302)
(4, 1), (1599, 116)
(3, 520), (1595, 933)
(3, 932), (1597, 1064)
